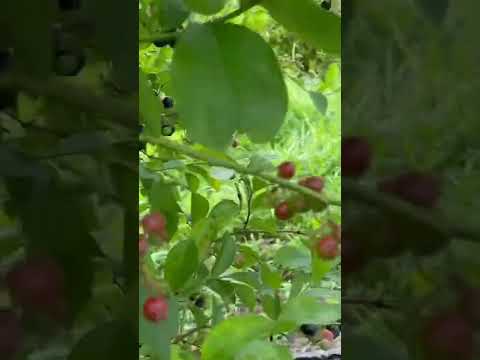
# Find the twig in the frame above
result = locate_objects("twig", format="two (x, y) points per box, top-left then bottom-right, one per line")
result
(343, 179), (480, 241)
(342, 297), (398, 310)
(233, 229), (307, 236)
(141, 135), (341, 207)
(172, 326), (209, 344)
(0, 74), (137, 126)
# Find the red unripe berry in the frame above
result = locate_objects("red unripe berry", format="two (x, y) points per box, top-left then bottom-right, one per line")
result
(315, 235), (339, 259)
(423, 311), (473, 360)
(6, 257), (67, 319)
(0, 310), (23, 360)
(299, 176), (324, 193)
(277, 161), (296, 179)
(378, 171), (441, 208)
(139, 234), (149, 257)
(142, 212), (168, 239)
(275, 201), (294, 220)
(321, 328), (335, 342)
(342, 136), (372, 177)
(143, 296), (169, 322)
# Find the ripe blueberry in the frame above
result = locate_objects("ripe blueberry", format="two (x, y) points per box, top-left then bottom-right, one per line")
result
(59, 0), (81, 11)
(300, 324), (319, 337)
(143, 296), (169, 322)
(299, 176), (325, 193)
(142, 212), (168, 240)
(54, 50), (86, 76)
(162, 97), (174, 109)
(0, 309), (23, 360)
(342, 136), (372, 177)
(321, 0), (331, 10)
(315, 235), (339, 259)
(277, 161), (296, 179)
(377, 171), (441, 208)
(275, 201), (294, 220)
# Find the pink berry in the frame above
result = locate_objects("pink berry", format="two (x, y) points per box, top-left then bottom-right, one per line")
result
(315, 235), (339, 259)
(342, 136), (372, 177)
(299, 176), (325, 193)
(275, 201), (294, 220)
(277, 161), (296, 179)
(142, 212), (168, 239)
(139, 234), (149, 257)
(143, 296), (169, 322)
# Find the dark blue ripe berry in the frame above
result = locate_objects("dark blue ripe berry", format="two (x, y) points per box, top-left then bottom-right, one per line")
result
(59, 0), (81, 11)
(162, 97), (174, 109)
(54, 50), (86, 76)
(321, 0), (331, 10)
(299, 324), (319, 337)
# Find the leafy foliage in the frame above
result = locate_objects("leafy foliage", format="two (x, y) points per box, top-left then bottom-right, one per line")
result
(139, 0), (341, 359)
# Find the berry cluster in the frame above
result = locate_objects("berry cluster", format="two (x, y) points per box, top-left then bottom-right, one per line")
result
(139, 211), (169, 256)
(342, 136), (444, 274)
(1, 256), (68, 359)
(273, 161), (326, 221)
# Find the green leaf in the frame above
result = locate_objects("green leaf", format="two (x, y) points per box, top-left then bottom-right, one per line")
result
(261, 292), (281, 320)
(158, 0), (190, 30)
(184, 0), (226, 15)
(276, 295), (340, 332)
(260, 263), (282, 289)
(140, 70), (163, 137)
(165, 239), (199, 291)
(201, 315), (274, 360)
(186, 173), (200, 192)
(149, 180), (181, 236)
(211, 235), (237, 277)
(235, 340), (292, 360)
(191, 193), (210, 224)
(191, 218), (217, 259)
(274, 246), (311, 271)
(235, 283), (257, 310)
(311, 252), (338, 285)
(209, 200), (240, 229)
(172, 23), (288, 149)
(262, 0), (340, 55)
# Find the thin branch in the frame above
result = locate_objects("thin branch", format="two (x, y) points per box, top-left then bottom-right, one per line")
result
(141, 135), (341, 207)
(342, 297), (398, 310)
(343, 179), (480, 241)
(172, 326), (209, 344)
(233, 229), (307, 237)
(0, 74), (137, 126)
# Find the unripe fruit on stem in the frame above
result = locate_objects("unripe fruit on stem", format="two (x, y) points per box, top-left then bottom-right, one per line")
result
(321, 328), (334, 341)
(277, 161), (296, 179)
(342, 136), (372, 177)
(299, 176), (324, 193)
(142, 212), (168, 240)
(275, 201), (294, 220)
(143, 296), (169, 322)
(139, 234), (149, 257)
(315, 235), (339, 259)
(0, 310), (23, 360)
(422, 311), (473, 360)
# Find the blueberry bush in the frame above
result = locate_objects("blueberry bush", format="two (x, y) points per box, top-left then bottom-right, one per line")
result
(139, 1), (341, 359)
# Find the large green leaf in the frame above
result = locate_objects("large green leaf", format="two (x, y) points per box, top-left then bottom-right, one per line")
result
(191, 193), (210, 224)
(275, 295), (340, 332)
(211, 235), (237, 277)
(165, 239), (199, 291)
(262, 0), (340, 55)
(201, 315), (275, 360)
(158, 0), (190, 30)
(235, 340), (292, 360)
(172, 23), (288, 149)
